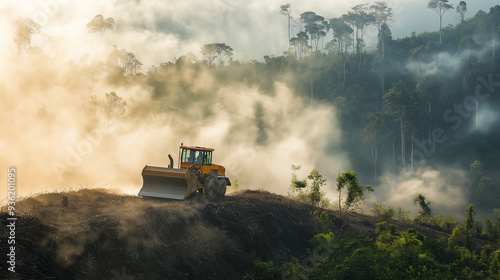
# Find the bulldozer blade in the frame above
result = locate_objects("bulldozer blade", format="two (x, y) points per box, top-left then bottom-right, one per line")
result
(139, 166), (199, 200)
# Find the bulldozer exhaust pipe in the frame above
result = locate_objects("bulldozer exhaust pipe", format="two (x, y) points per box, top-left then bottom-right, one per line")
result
(167, 154), (174, 168)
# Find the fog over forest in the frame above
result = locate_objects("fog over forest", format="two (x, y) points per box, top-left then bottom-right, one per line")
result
(1, 0), (500, 220)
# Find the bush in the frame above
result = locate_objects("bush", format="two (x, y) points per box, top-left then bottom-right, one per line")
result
(311, 210), (334, 234)
(370, 202), (395, 221)
(245, 259), (281, 280)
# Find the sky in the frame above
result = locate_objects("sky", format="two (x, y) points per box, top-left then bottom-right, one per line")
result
(1, 0), (497, 67)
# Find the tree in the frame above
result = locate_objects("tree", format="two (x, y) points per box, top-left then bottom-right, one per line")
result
(13, 17), (41, 53)
(342, 4), (375, 71)
(201, 43), (234, 67)
(123, 51), (143, 76)
(106, 46), (142, 76)
(351, 4), (376, 56)
(87, 14), (115, 34)
(362, 112), (386, 183)
(457, 1), (467, 39)
(384, 81), (414, 170)
(464, 203), (474, 249)
(405, 99), (423, 173)
(427, 0), (453, 45)
(341, 12), (357, 54)
(371, 2), (393, 58)
(488, 6), (500, 70)
(307, 169), (327, 207)
(280, 4), (292, 48)
(410, 45), (426, 82)
(300, 11), (326, 51)
(89, 91), (127, 123)
(413, 193), (432, 220)
(289, 166), (327, 207)
(470, 160), (490, 193)
(336, 171), (373, 217)
(378, 23), (392, 58)
(290, 164), (307, 190)
(254, 102), (268, 145)
(290, 31), (309, 58)
(328, 18), (353, 53)
(375, 23), (392, 93)
(456, 1), (467, 23)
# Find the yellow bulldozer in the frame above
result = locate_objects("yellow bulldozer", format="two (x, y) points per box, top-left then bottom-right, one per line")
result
(139, 144), (231, 200)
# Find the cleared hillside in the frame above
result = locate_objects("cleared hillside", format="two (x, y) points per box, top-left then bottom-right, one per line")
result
(0, 189), (498, 279)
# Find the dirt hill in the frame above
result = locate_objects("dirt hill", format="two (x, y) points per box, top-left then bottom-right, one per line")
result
(0, 189), (497, 279)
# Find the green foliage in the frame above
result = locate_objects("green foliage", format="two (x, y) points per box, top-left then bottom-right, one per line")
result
(470, 161), (491, 193)
(465, 203), (475, 249)
(289, 165), (329, 208)
(250, 221), (500, 280)
(246, 259), (281, 280)
(396, 206), (412, 221)
(375, 221), (397, 241)
(413, 193), (432, 221)
(307, 169), (327, 206)
(311, 209), (334, 234)
(290, 164), (306, 191)
(449, 225), (466, 248)
(336, 171), (373, 216)
(280, 257), (307, 280)
(370, 202), (395, 221)
(419, 215), (457, 232)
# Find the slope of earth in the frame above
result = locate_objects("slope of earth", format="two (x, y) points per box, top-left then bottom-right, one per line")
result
(0, 189), (497, 279)
(0, 189), (317, 280)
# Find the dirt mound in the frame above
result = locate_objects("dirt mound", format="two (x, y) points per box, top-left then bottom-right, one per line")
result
(1, 189), (497, 279)
(0, 189), (317, 279)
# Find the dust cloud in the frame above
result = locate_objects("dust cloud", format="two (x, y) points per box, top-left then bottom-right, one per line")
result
(0, 11), (347, 201)
(371, 167), (470, 219)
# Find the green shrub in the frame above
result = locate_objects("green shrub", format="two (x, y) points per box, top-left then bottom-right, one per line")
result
(370, 202), (395, 221)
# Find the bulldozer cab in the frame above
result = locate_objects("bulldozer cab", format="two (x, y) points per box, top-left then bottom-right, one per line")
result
(179, 146), (214, 176)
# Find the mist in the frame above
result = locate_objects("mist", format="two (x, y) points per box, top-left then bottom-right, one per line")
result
(1, 1), (499, 225)
(0, 13), (348, 200)
(371, 168), (471, 220)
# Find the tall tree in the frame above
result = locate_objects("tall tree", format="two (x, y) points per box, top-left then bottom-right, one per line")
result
(351, 4), (376, 56)
(470, 160), (490, 193)
(464, 203), (474, 249)
(87, 14), (115, 34)
(405, 96), (423, 173)
(362, 112), (386, 183)
(456, 1), (467, 23)
(376, 23), (392, 93)
(410, 45), (427, 84)
(328, 18), (353, 53)
(13, 17), (41, 53)
(456, 1), (467, 39)
(371, 2), (393, 58)
(336, 171), (373, 217)
(413, 193), (432, 220)
(201, 43), (234, 67)
(290, 31), (309, 58)
(280, 4), (292, 48)
(300, 11), (326, 51)
(307, 169), (327, 207)
(341, 12), (357, 53)
(427, 0), (453, 45)
(384, 81), (413, 170)
(489, 6), (500, 70)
